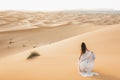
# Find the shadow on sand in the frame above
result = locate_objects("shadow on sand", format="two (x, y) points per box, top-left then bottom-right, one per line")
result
(90, 73), (120, 80)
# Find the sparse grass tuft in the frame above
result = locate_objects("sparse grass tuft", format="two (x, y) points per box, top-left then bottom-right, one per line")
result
(27, 51), (40, 59)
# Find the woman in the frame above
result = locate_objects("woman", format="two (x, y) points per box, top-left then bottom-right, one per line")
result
(78, 42), (98, 77)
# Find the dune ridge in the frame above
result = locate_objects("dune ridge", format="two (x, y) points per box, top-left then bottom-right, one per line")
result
(0, 23), (120, 80)
(1, 23), (116, 57)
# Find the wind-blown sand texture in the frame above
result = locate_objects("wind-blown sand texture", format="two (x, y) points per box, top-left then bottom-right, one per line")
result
(0, 11), (120, 80)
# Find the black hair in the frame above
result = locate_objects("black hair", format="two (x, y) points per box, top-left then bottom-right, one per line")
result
(81, 42), (87, 55)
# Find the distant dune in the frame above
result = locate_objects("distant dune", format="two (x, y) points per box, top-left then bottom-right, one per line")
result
(1, 11), (120, 32)
(0, 11), (120, 80)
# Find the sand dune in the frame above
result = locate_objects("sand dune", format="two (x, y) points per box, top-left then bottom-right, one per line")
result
(0, 23), (120, 80)
(0, 23), (114, 57)
(0, 11), (120, 80)
(1, 11), (120, 32)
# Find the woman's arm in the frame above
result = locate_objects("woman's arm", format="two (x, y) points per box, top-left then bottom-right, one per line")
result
(80, 52), (92, 62)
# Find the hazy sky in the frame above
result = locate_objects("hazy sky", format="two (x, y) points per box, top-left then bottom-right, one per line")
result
(0, 0), (120, 11)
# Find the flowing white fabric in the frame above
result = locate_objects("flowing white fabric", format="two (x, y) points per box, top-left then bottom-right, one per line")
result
(78, 50), (99, 77)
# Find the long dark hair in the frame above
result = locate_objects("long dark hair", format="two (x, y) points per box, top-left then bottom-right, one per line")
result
(81, 42), (87, 55)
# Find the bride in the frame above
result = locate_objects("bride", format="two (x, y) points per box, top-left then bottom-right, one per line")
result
(78, 42), (98, 77)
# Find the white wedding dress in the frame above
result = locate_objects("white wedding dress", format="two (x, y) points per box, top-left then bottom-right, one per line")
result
(78, 50), (99, 77)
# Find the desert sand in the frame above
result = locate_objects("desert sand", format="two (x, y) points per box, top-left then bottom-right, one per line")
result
(0, 11), (120, 80)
